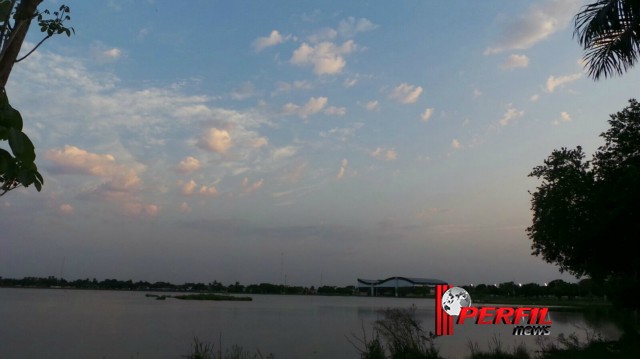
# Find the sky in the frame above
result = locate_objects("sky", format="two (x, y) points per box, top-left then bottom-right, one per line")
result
(1, 0), (638, 287)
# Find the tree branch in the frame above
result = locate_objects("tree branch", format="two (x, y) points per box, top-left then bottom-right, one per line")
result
(0, 0), (42, 88)
(14, 33), (50, 63)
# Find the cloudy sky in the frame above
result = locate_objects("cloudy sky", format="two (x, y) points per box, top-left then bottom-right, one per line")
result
(1, 0), (637, 287)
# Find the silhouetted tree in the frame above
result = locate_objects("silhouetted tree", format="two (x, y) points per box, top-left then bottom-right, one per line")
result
(575, 0), (640, 80)
(528, 99), (640, 307)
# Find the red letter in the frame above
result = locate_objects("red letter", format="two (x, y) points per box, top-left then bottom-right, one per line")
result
(528, 308), (540, 324)
(537, 308), (552, 325)
(457, 307), (478, 324)
(493, 307), (515, 324)
(477, 307), (495, 324)
(513, 308), (531, 324)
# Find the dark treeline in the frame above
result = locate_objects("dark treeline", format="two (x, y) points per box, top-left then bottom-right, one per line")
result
(0, 276), (610, 301)
(462, 278), (609, 302)
(0, 276), (607, 300)
(0, 276), (355, 295)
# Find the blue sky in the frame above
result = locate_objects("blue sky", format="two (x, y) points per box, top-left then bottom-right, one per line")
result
(1, 0), (638, 286)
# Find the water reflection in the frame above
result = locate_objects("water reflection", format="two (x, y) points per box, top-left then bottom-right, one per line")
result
(0, 288), (623, 359)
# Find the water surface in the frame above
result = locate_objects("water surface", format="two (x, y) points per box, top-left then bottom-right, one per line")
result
(0, 288), (621, 358)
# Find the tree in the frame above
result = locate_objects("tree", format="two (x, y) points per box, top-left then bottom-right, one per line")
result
(575, 0), (640, 80)
(0, 0), (73, 196)
(527, 99), (640, 306)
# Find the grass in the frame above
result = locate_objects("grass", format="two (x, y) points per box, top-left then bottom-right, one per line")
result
(349, 305), (443, 359)
(183, 337), (273, 359)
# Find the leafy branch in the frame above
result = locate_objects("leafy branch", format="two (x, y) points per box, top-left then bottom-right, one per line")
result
(0, 0), (74, 196)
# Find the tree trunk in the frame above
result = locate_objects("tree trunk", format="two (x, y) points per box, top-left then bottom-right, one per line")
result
(0, 0), (42, 88)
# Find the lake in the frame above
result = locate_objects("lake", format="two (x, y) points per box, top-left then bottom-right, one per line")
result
(0, 288), (622, 358)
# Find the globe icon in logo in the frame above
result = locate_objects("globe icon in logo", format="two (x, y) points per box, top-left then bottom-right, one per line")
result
(441, 286), (472, 316)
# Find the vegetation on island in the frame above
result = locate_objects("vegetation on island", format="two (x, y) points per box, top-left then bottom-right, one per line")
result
(0, 275), (620, 307)
(171, 293), (252, 301)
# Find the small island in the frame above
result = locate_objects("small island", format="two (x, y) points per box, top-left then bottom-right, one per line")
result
(146, 293), (252, 301)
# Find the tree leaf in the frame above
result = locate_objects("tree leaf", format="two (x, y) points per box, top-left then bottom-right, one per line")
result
(34, 177), (42, 191)
(7, 128), (36, 163)
(0, 148), (13, 173)
(0, 0), (11, 20)
(0, 125), (7, 141)
(0, 92), (24, 131)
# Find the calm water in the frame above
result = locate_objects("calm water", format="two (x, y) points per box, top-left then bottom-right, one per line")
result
(0, 288), (622, 358)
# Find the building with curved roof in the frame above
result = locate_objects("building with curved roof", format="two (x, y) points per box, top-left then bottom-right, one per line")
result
(357, 276), (447, 297)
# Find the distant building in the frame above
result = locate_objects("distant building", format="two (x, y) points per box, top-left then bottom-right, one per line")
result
(357, 277), (447, 297)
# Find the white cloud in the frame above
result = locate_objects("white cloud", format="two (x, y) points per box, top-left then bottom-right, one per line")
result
(499, 105), (525, 126)
(365, 100), (379, 111)
(198, 185), (218, 196)
(307, 28), (338, 43)
(389, 83), (423, 104)
(502, 54), (529, 69)
(290, 41), (357, 75)
(371, 147), (397, 161)
(198, 128), (232, 154)
(230, 81), (256, 100)
(180, 202), (191, 213)
(59, 203), (74, 214)
(319, 123), (364, 142)
(125, 203), (159, 217)
(176, 156), (201, 174)
(103, 48), (122, 59)
(451, 139), (461, 149)
(90, 41), (124, 63)
(324, 106), (346, 116)
(272, 80), (311, 96)
(530, 94), (540, 101)
(272, 146), (297, 160)
(343, 77), (358, 87)
(253, 30), (285, 51)
(179, 202), (192, 213)
(484, 0), (581, 54)
(281, 96), (328, 118)
(560, 111), (571, 122)
(137, 28), (150, 40)
(45, 145), (117, 177)
(44, 145), (145, 210)
(242, 178), (264, 194)
(11, 45), (294, 209)
(250, 137), (268, 148)
(181, 180), (197, 195)
(338, 17), (378, 37)
(546, 73), (582, 92)
(180, 179), (217, 196)
(337, 158), (348, 180)
(421, 108), (434, 122)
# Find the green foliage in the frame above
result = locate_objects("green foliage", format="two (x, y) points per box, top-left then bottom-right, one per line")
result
(37, 5), (74, 38)
(0, 1), (74, 196)
(0, 89), (42, 194)
(528, 99), (640, 307)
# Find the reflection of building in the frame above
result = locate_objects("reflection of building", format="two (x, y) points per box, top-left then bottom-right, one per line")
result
(357, 277), (447, 297)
